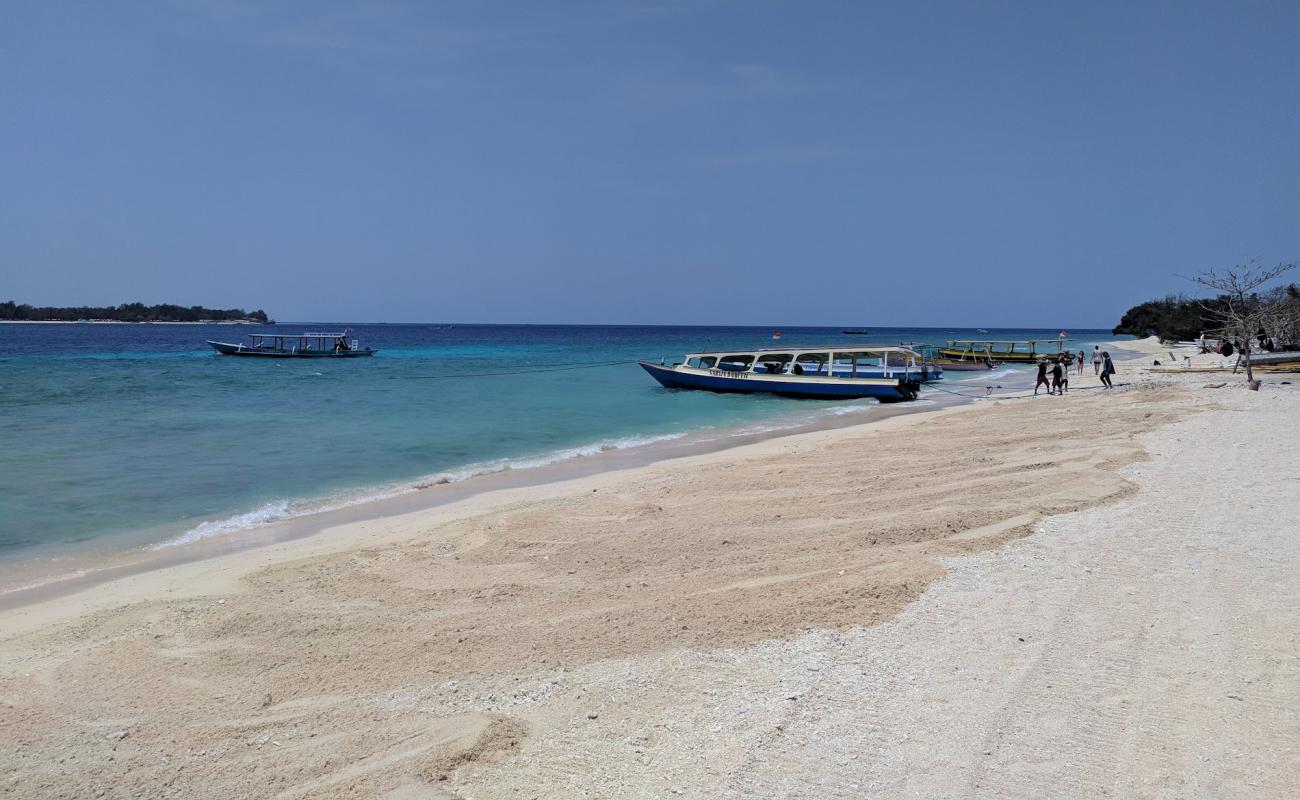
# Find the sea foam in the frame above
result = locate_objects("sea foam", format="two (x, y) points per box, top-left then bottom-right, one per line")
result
(151, 432), (688, 549)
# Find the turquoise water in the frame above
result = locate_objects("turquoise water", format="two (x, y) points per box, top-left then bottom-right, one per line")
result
(0, 323), (1120, 560)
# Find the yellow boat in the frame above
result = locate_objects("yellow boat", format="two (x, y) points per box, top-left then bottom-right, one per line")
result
(936, 339), (1074, 364)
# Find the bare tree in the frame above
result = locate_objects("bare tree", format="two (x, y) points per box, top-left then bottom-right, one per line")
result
(1186, 259), (1296, 384)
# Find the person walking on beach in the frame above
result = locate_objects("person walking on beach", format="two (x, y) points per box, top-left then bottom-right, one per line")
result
(1092, 345), (1102, 375)
(1035, 357), (1051, 395)
(1050, 357), (1064, 395)
(1099, 351), (1115, 388)
(1077, 350), (1086, 376)
(1058, 356), (1070, 393)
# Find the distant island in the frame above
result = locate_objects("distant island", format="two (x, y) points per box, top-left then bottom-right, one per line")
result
(1, 301), (270, 324)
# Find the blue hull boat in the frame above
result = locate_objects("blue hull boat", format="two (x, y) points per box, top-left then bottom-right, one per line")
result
(639, 345), (940, 402)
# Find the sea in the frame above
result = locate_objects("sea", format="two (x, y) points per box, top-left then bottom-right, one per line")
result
(0, 323), (1122, 583)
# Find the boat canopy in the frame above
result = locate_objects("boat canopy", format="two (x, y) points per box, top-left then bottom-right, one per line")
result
(245, 332), (359, 351)
(945, 339), (1067, 345)
(679, 346), (926, 377)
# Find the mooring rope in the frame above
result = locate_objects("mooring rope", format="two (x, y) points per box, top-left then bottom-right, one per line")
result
(924, 381), (1126, 400)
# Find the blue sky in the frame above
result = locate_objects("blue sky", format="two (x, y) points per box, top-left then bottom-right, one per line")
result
(2, 1), (1296, 326)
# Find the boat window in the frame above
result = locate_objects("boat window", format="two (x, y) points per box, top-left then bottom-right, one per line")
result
(792, 353), (828, 376)
(756, 354), (793, 374)
(831, 353), (856, 375)
(716, 354), (755, 372)
(832, 351), (885, 376)
(688, 356), (718, 369)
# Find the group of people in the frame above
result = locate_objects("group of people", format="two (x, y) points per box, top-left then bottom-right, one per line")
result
(1198, 329), (1278, 356)
(1035, 345), (1115, 395)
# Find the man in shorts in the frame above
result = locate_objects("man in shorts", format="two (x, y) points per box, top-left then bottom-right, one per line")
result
(1035, 358), (1052, 395)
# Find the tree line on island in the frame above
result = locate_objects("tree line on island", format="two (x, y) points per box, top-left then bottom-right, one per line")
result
(0, 301), (270, 323)
(1112, 259), (1297, 384)
(1113, 262), (1298, 347)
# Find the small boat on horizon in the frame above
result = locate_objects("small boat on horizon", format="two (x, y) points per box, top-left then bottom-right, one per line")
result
(207, 331), (377, 358)
(639, 345), (940, 402)
(842, 328), (870, 335)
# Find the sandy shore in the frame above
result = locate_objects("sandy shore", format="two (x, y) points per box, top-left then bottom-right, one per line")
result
(2, 343), (1297, 798)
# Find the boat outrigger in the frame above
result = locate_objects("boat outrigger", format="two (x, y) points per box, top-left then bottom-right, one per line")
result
(936, 338), (1073, 364)
(639, 346), (940, 402)
(207, 331), (376, 358)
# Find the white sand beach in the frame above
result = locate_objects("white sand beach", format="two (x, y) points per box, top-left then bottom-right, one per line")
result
(2, 344), (1297, 798)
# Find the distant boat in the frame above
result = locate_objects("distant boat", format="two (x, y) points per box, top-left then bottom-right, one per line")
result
(640, 345), (941, 402)
(977, 328), (989, 334)
(772, 330), (782, 340)
(937, 338), (1072, 364)
(207, 331), (376, 358)
(842, 328), (870, 335)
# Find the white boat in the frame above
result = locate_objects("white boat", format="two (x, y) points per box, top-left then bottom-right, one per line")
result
(639, 346), (941, 402)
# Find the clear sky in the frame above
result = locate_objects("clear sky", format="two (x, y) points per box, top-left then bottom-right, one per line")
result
(2, 1), (1296, 327)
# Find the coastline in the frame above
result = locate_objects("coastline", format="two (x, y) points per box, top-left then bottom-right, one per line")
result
(5, 338), (1294, 798)
(0, 338), (1122, 592)
(0, 319), (263, 325)
(0, 388), (970, 629)
(0, 342), (1142, 621)
(0, 367), (1005, 607)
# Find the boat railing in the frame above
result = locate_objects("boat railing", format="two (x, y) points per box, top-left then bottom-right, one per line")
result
(242, 333), (362, 352)
(684, 347), (931, 381)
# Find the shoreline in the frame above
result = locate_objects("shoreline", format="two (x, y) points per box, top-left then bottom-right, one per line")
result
(0, 387), (971, 616)
(0, 342), (1141, 611)
(0, 339), (1150, 631)
(0, 319), (263, 325)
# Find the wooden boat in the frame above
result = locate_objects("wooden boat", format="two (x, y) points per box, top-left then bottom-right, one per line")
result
(1248, 351), (1300, 369)
(639, 346), (940, 402)
(928, 356), (1001, 371)
(912, 345), (1000, 371)
(936, 338), (1073, 364)
(1149, 351), (1300, 374)
(207, 331), (376, 358)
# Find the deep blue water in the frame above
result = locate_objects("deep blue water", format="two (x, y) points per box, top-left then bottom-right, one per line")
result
(0, 323), (1118, 559)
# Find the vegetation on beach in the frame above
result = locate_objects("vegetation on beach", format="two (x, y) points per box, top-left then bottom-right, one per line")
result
(1113, 265), (1298, 347)
(1112, 295), (1231, 341)
(1185, 261), (1297, 383)
(0, 301), (270, 323)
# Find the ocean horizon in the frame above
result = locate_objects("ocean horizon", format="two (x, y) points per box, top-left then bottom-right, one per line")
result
(0, 322), (1123, 571)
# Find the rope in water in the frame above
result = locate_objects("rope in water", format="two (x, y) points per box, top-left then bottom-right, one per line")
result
(924, 380), (1125, 400)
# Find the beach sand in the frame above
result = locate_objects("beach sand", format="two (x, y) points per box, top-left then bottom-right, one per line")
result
(2, 343), (1297, 798)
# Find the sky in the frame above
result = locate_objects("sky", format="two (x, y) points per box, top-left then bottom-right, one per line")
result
(1, 1), (1297, 327)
